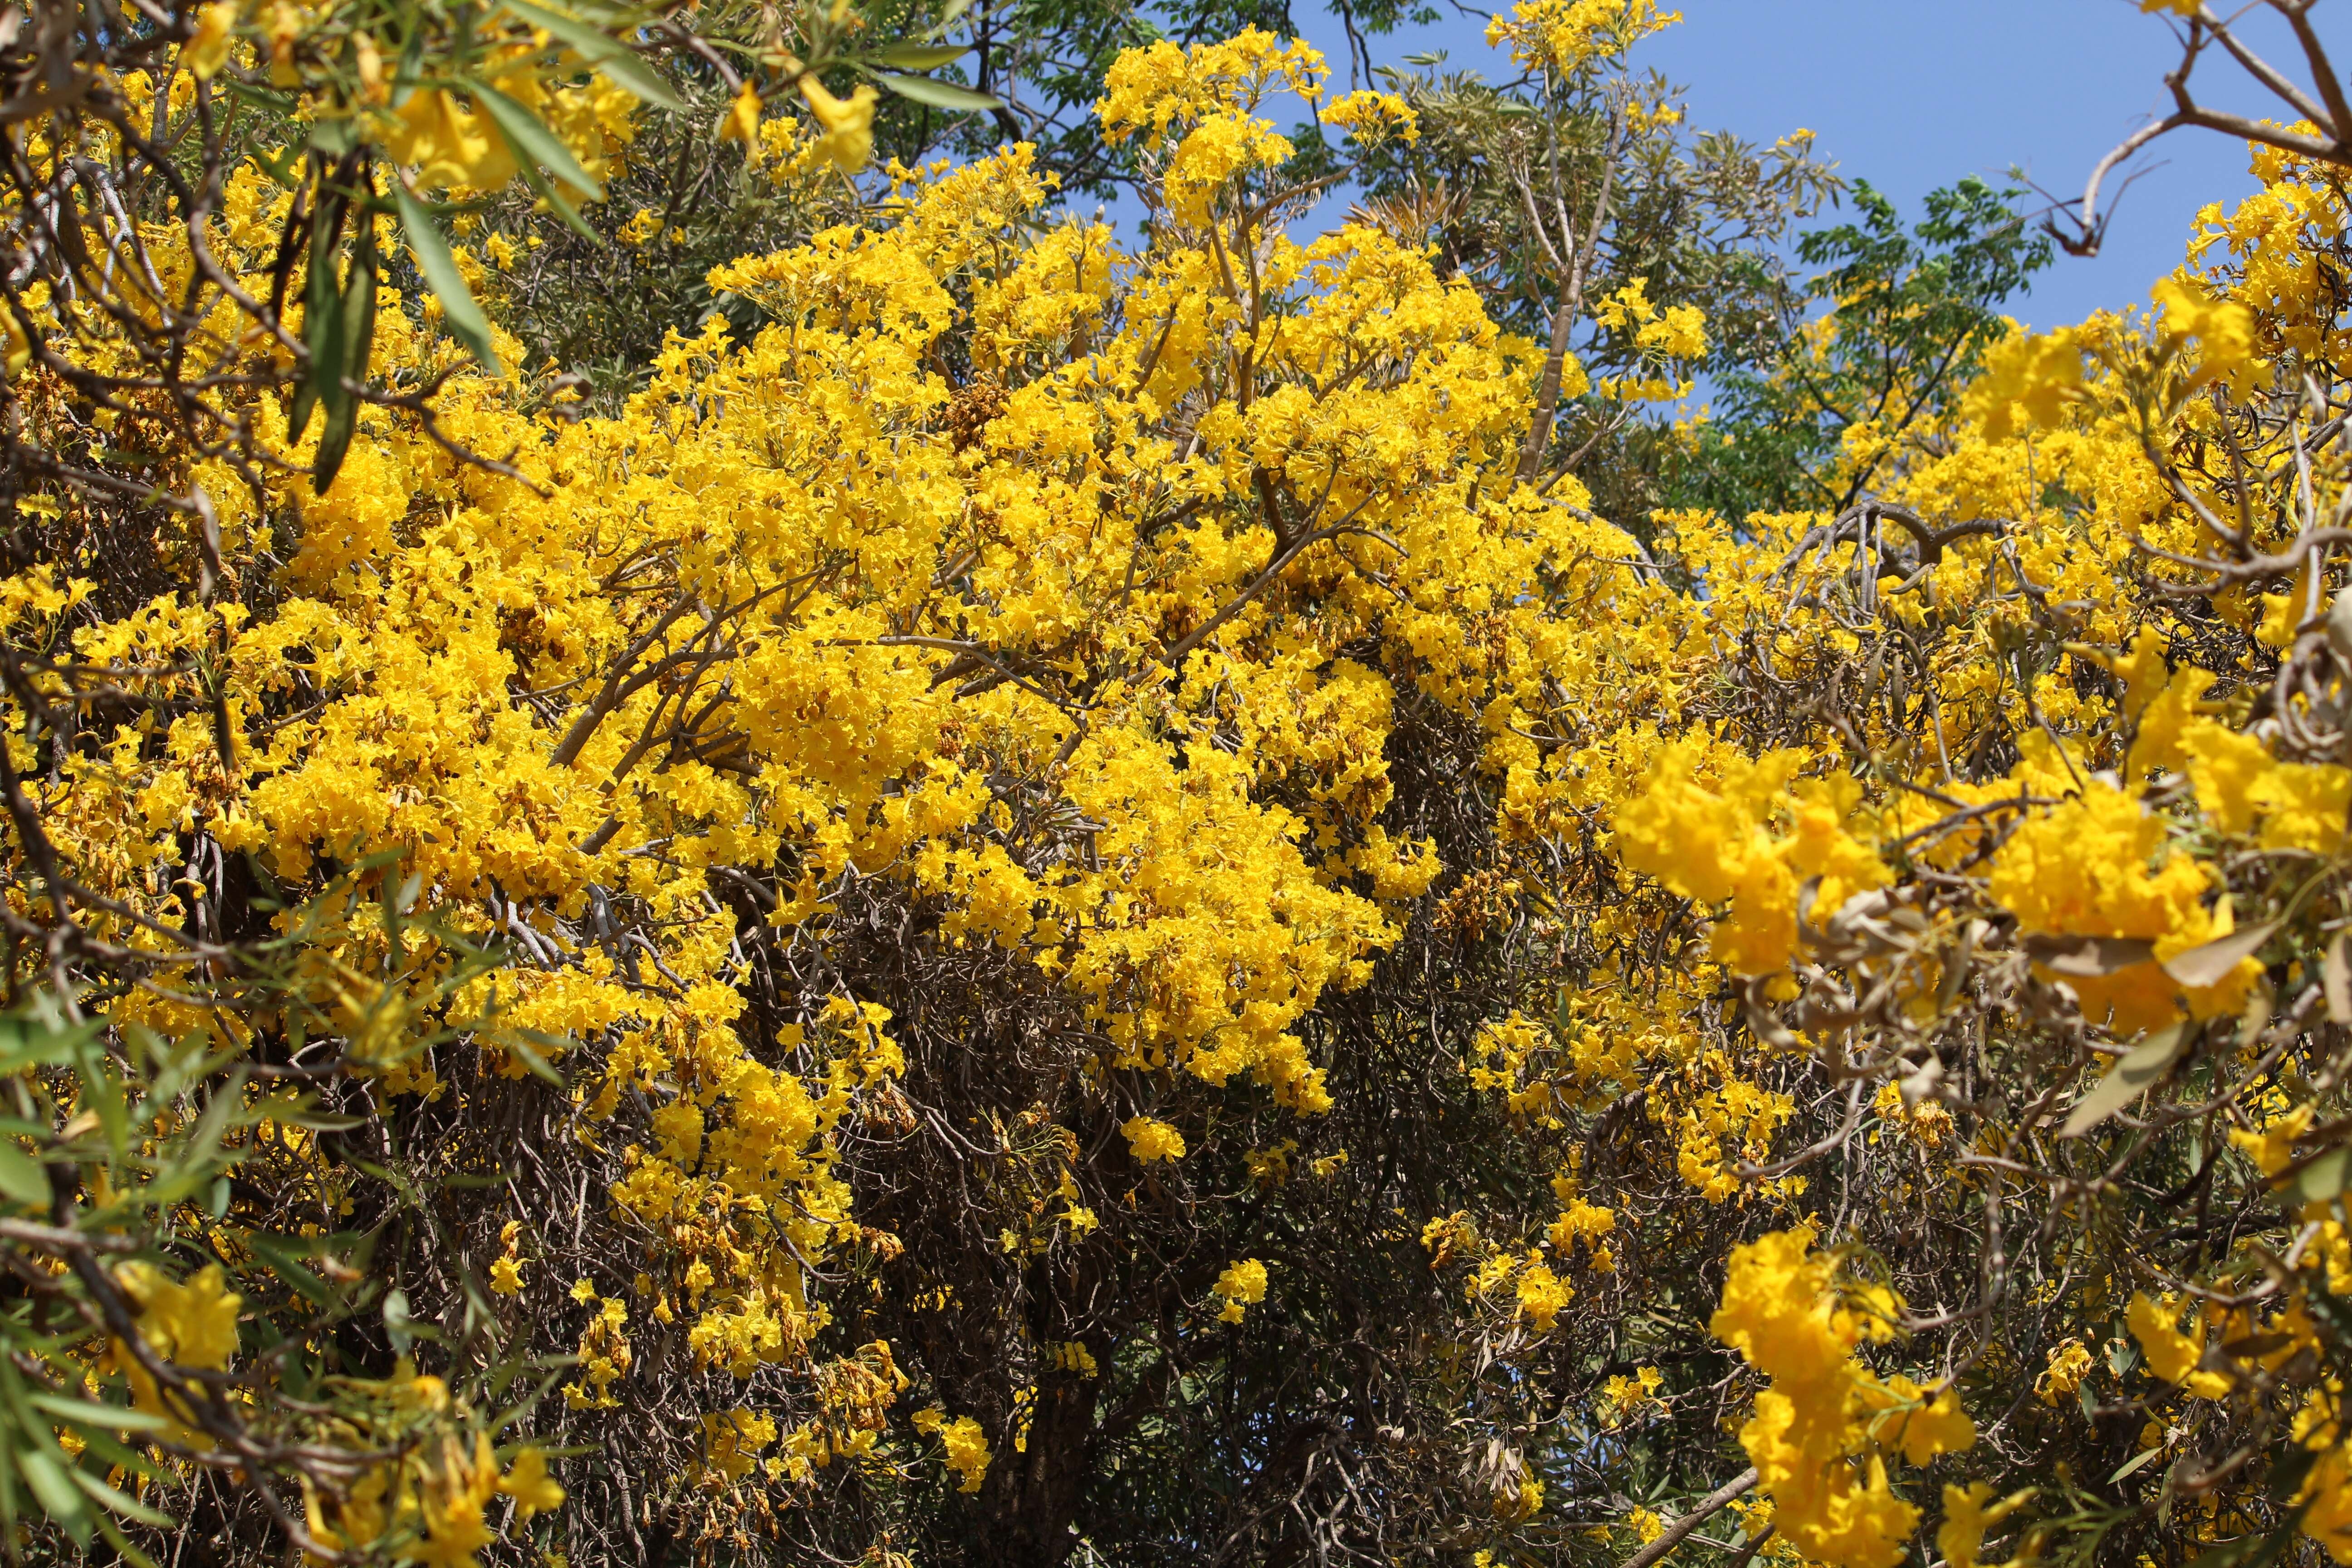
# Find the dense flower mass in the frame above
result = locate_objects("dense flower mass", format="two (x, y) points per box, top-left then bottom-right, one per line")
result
(16, 0), (2352, 1564)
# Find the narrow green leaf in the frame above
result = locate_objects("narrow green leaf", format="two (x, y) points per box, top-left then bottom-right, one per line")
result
(500, 0), (683, 110)
(93, 1510), (164, 1568)
(0, 1418), (18, 1534)
(71, 1043), (127, 1161)
(144, 1082), (245, 1207)
(495, 0), (622, 54)
(876, 44), (970, 70)
(394, 186), (502, 375)
(876, 72), (1002, 112)
(291, 197), (343, 442)
(505, 1032), (566, 1088)
(68, 1426), (158, 1482)
(0, 1143), (49, 1210)
(586, 46), (682, 111)
(0, 1024), (81, 1074)
(15, 1444), (92, 1541)
(311, 225), (376, 494)
(24, 1395), (172, 1435)
(507, 150), (603, 244)
(306, 116), (359, 158)
(474, 82), (603, 200)
(248, 1232), (337, 1309)
(69, 1467), (173, 1528)
(2059, 1023), (2188, 1139)
(252, 144), (304, 187)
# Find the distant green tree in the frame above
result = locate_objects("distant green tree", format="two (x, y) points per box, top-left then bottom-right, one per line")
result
(1669, 176), (2056, 523)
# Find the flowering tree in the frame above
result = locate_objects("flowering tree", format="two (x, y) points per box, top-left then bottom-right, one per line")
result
(12, 2), (2352, 1566)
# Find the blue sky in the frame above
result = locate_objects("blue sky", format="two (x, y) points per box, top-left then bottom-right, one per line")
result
(1258, 0), (2349, 329)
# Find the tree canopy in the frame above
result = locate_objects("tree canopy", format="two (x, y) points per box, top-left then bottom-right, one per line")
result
(11, 3), (2352, 1567)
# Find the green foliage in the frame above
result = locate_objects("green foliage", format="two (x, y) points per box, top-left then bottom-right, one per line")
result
(1672, 176), (2056, 522)
(0, 873), (559, 1563)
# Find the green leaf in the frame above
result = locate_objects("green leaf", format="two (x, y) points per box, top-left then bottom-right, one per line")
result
(0, 1015), (93, 1074)
(290, 199), (344, 443)
(24, 1395), (171, 1435)
(218, 78), (298, 115)
(63, 1425), (159, 1484)
(875, 44), (970, 70)
(2291, 1146), (2350, 1206)
(251, 144), (304, 187)
(14, 1443), (92, 1542)
(93, 1510), (163, 1568)
(2059, 1023), (2189, 1139)
(505, 1031), (566, 1088)
(68, 1467), (172, 1528)
(144, 1080), (246, 1207)
(2107, 1445), (2166, 1485)
(394, 186), (502, 375)
(508, 151), (603, 244)
(589, 47), (680, 110)
(305, 117), (360, 158)
(499, 0), (684, 110)
(311, 223), (377, 495)
(474, 82), (603, 200)
(248, 1232), (338, 1309)
(71, 1045), (127, 1162)
(0, 1143), (49, 1210)
(876, 73), (1002, 112)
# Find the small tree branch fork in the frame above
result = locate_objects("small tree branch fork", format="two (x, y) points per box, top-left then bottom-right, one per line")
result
(2068, 1), (2352, 256)
(1615, 1466), (1762, 1568)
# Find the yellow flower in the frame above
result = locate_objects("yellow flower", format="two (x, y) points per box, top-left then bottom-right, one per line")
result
(1711, 1231), (1970, 1568)
(2036, 1340), (2093, 1406)
(1322, 89), (1418, 143)
(1485, 0), (1678, 73)
(1122, 1115), (1186, 1164)
(1936, 1481), (2034, 1568)
(184, 2), (238, 81)
(1214, 1258), (1269, 1320)
(2152, 274), (2260, 393)
(1515, 1259), (1571, 1333)
(500, 1446), (566, 1519)
(381, 88), (516, 192)
(721, 81), (762, 157)
(913, 1407), (993, 1492)
(2230, 1106), (2313, 1178)
(412, 1435), (500, 1567)
(798, 75), (879, 173)
(2127, 1292), (2233, 1399)
(1966, 323), (2082, 440)
(116, 1260), (242, 1369)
